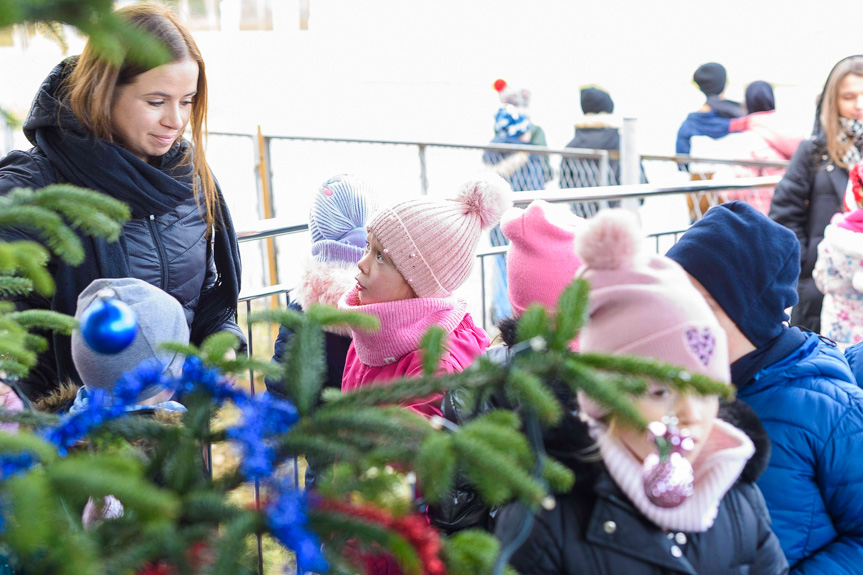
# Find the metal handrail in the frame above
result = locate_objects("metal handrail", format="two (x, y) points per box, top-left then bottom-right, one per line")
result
(508, 175), (781, 205)
(237, 220), (308, 243)
(233, 176), (783, 244)
(641, 153), (789, 169)
(238, 282), (293, 302)
(208, 130), (613, 160)
(208, 130), (791, 168)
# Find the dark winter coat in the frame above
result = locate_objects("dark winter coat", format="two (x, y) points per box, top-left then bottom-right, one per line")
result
(769, 139), (848, 333)
(558, 122), (647, 218)
(497, 400), (788, 575)
(264, 300), (351, 401)
(737, 331), (863, 573)
(0, 60), (244, 400)
(560, 124), (621, 189)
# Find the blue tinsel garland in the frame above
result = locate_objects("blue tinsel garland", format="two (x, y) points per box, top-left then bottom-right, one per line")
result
(0, 355), (327, 572)
(266, 478), (329, 573)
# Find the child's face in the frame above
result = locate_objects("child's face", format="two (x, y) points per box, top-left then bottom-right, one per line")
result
(355, 233), (416, 305)
(610, 383), (719, 464)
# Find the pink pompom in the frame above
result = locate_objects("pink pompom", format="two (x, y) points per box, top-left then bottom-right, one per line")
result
(456, 173), (512, 230)
(574, 209), (642, 270)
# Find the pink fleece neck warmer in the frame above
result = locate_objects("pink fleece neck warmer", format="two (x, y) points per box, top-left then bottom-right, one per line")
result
(589, 419), (754, 533)
(338, 285), (468, 367)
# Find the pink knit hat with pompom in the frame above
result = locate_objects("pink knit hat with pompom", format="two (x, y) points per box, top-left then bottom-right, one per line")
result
(367, 173), (512, 298)
(502, 200), (586, 316)
(574, 209), (730, 421)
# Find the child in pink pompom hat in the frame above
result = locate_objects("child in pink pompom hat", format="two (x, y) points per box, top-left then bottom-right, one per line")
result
(574, 208), (758, 533)
(339, 173), (512, 418)
(501, 207), (788, 575)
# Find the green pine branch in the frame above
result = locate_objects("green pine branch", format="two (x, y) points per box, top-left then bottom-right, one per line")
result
(0, 0), (172, 68)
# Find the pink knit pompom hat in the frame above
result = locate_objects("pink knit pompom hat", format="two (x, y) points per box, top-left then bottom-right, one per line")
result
(367, 173), (512, 298)
(502, 200), (586, 316)
(573, 209), (730, 421)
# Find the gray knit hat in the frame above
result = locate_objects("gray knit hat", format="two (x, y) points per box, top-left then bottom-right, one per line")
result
(71, 278), (189, 402)
(309, 174), (379, 266)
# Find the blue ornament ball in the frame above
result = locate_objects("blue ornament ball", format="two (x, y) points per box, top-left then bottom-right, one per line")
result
(80, 297), (139, 354)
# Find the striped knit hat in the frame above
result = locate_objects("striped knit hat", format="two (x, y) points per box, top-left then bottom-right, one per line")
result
(309, 174), (379, 265)
(367, 173), (512, 298)
(494, 105), (532, 138)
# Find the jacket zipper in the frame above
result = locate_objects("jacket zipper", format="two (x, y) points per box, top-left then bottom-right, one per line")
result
(148, 215), (169, 290)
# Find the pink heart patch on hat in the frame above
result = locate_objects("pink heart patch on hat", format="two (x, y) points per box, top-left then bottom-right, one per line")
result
(684, 327), (715, 367)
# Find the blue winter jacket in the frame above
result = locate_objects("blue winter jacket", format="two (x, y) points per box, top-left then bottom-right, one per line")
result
(675, 110), (733, 156)
(737, 332), (863, 574)
(842, 342), (863, 389)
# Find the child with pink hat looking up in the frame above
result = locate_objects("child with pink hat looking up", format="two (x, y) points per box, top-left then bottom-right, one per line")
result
(338, 173), (512, 418)
(499, 208), (787, 574)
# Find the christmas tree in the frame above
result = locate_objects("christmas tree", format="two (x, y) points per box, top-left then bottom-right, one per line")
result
(0, 3), (732, 573)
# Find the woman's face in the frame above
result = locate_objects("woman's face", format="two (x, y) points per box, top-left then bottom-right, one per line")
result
(110, 59), (199, 162)
(611, 383), (719, 464)
(837, 73), (863, 121)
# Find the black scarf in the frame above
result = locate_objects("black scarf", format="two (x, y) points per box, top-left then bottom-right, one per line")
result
(730, 326), (807, 388)
(29, 64), (240, 388)
(705, 95), (743, 119)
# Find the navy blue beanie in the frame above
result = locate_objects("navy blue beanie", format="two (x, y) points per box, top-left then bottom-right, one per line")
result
(665, 202), (800, 347)
(745, 81), (775, 114)
(693, 62), (727, 96)
(580, 87), (614, 114)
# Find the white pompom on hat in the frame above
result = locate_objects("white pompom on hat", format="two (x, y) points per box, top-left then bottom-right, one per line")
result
(367, 173), (513, 298)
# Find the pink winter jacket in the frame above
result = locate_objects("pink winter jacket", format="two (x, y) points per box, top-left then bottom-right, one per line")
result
(339, 286), (491, 419)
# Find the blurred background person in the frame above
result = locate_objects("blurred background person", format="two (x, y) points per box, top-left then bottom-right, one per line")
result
(770, 55), (863, 333)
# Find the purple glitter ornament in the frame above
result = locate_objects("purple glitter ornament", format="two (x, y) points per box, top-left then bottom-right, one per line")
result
(641, 415), (694, 508)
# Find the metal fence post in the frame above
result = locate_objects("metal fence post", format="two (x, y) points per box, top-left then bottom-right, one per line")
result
(418, 144), (429, 195)
(619, 117), (641, 214)
(598, 150), (610, 187)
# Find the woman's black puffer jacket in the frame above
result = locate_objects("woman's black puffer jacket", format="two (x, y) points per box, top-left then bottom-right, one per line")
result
(0, 60), (244, 399)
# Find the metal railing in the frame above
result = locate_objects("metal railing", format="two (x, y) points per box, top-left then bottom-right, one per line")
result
(236, 175), (782, 329)
(230, 175), (780, 573)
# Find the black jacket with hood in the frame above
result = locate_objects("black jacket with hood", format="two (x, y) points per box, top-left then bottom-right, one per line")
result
(769, 55), (863, 333)
(436, 320), (788, 574)
(0, 59), (244, 400)
(497, 399), (787, 575)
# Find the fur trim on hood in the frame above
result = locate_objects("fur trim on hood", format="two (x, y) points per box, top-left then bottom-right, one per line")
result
(295, 258), (357, 337)
(574, 116), (616, 130)
(35, 381), (80, 414)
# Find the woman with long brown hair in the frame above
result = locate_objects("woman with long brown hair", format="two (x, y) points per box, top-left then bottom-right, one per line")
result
(770, 55), (863, 333)
(0, 3), (244, 400)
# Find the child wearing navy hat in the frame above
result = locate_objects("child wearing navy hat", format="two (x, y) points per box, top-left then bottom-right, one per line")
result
(667, 201), (863, 571)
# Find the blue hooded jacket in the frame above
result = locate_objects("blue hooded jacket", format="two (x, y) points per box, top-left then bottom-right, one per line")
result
(675, 110), (734, 156)
(739, 332), (863, 573)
